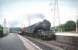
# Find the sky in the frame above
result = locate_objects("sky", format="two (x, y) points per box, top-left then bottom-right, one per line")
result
(0, 0), (78, 27)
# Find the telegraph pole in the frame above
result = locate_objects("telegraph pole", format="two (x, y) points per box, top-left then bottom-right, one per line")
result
(28, 16), (30, 26)
(49, 0), (55, 32)
(3, 18), (10, 35)
(76, 16), (78, 32)
(50, 0), (62, 32)
(55, 0), (62, 32)
(3, 18), (7, 34)
(76, 8), (78, 32)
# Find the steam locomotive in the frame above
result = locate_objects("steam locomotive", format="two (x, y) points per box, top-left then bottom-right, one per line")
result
(19, 20), (55, 40)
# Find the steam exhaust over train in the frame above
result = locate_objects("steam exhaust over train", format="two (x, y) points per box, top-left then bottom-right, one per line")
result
(19, 19), (55, 40)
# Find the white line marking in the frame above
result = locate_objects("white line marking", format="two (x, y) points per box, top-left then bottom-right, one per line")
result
(55, 32), (78, 37)
(17, 34), (42, 50)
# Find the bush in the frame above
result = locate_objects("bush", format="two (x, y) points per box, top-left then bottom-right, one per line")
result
(0, 26), (3, 37)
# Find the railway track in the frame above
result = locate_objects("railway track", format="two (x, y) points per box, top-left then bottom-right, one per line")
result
(23, 32), (78, 50)
(23, 35), (63, 50)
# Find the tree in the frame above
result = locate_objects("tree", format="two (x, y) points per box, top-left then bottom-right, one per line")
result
(77, 20), (78, 27)
(64, 21), (76, 31)
(0, 25), (3, 32)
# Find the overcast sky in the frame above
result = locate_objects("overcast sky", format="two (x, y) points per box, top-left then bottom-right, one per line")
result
(0, 0), (78, 27)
